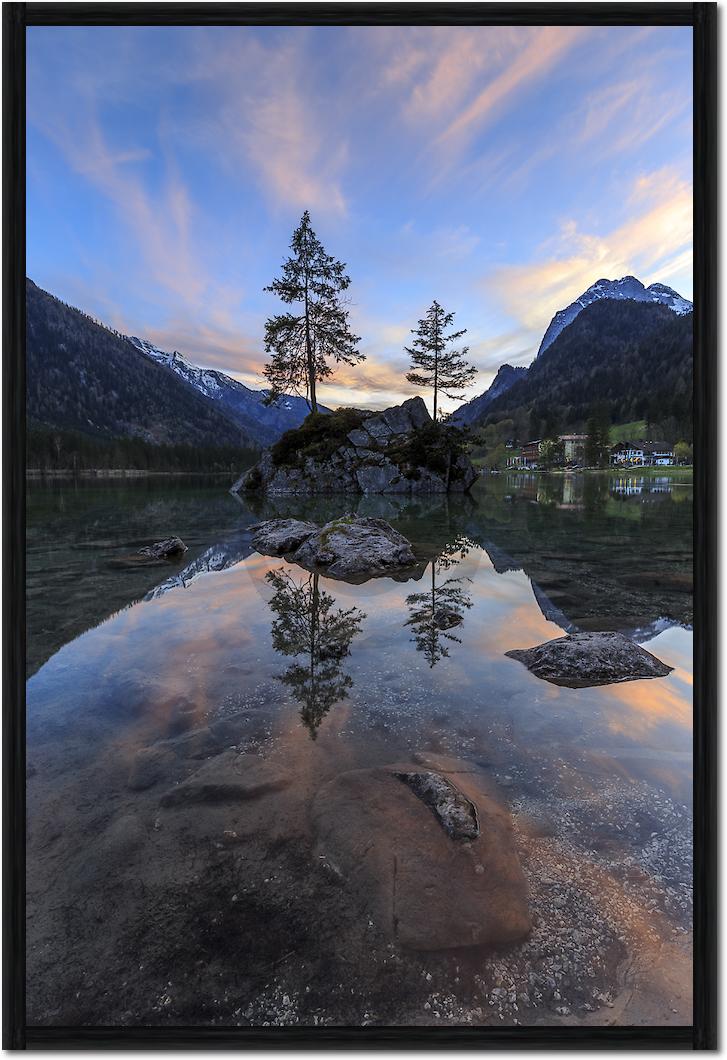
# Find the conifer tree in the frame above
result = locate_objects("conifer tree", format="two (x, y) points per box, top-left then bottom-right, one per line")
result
(405, 301), (477, 421)
(262, 211), (363, 413)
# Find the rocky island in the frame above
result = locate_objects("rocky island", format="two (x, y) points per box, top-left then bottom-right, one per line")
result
(231, 397), (477, 496)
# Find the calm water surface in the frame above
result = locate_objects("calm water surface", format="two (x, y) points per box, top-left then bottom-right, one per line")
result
(26, 472), (693, 1027)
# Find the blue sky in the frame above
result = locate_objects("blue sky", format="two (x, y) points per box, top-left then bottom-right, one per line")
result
(27, 25), (692, 410)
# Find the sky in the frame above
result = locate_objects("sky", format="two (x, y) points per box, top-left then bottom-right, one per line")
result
(27, 24), (693, 412)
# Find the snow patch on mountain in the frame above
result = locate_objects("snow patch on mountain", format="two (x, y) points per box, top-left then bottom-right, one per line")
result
(537, 276), (692, 356)
(127, 336), (318, 444)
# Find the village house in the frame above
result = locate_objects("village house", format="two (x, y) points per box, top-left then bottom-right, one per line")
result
(506, 439), (541, 469)
(519, 440), (541, 468)
(559, 434), (587, 464)
(643, 443), (674, 466)
(611, 441), (674, 467)
(611, 441), (645, 466)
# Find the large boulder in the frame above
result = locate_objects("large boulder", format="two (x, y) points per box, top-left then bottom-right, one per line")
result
(311, 760), (531, 950)
(505, 631), (673, 687)
(292, 516), (416, 579)
(251, 514), (417, 581)
(249, 519), (318, 556)
(231, 397), (477, 496)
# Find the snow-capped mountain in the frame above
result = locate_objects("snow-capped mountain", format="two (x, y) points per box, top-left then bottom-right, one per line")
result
(537, 276), (692, 356)
(450, 363), (527, 427)
(127, 336), (324, 446)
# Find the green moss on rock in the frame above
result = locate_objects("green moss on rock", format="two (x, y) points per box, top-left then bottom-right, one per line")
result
(271, 408), (368, 468)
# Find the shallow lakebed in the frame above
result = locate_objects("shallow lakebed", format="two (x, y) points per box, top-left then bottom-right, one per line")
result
(26, 471), (693, 1027)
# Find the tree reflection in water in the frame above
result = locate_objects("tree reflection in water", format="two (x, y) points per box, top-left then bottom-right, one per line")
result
(266, 568), (366, 739)
(405, 535), (475, 668)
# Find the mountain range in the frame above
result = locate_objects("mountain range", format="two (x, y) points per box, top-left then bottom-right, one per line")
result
(537, 275), (692, 356)
(26, 279), (320, 451)
(27, 272), (693, 458)
(126, 337), (323, 446)
(472, 298), (693, 437)
(453, 276), (692, 431)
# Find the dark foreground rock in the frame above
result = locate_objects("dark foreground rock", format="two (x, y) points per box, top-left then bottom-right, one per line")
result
(505, 631), (673, 687)
(251, 515), (417, 580)
(110, 536), (189, 570)
(311, 760), (531, 950)
(138, 536), (188, 559)
(231, 397), (477, 495)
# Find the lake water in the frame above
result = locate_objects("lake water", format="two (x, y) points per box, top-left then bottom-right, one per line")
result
(26, 471), (693, 1028)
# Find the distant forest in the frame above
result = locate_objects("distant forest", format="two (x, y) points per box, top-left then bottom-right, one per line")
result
(27, 425), (258, 473)
(26, 279), (256, 452)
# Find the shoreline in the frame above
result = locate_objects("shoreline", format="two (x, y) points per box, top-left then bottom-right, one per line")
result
(25, 468), (240, 479)
(481, 466), (694, 478)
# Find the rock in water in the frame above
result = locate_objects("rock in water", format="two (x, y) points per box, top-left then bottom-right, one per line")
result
(505, 631), (673, 687)
(249, 519), (318, 556)
(138, 537), (188, 560)
(311, 762), (531, 950)
(292, 516), (416, 579)
(396, 772), (479, 840)
(250, 514), (417, 580)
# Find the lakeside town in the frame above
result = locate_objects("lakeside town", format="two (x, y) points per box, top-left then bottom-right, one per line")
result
(497, 434), (692, 471)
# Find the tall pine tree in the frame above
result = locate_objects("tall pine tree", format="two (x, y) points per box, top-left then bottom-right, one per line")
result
(405, 301), (477, 421)
(262, 211), (363, 413)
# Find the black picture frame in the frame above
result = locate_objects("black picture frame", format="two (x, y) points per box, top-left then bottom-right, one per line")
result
(3, 2), (717, 1049)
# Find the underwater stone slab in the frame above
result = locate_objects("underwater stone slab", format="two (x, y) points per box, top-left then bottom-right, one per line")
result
(311, 762), (531, 950)
(160, 751), (291, 807)
(505, 631), (673, 687)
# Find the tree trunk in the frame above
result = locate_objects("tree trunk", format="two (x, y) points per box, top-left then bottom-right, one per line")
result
(304, 257), (317, 413)
(433, 309), (439, 422)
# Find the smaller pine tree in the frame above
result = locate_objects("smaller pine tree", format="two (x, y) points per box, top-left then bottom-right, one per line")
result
(405, 301), (477, 421)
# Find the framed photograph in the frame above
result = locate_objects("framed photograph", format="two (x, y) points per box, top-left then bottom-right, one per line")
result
(4, 2), (716, 1049)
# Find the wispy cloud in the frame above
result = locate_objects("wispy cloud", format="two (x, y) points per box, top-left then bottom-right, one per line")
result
(189, 33), (349, 216)
(576, 71), (689, 157)
(489, 165), (692, 341)
(28, 92), (209, 308)
(437, 27), (587, 148)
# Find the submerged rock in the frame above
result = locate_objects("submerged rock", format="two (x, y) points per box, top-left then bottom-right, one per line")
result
(160, 751), (291, 807)
(505, 631), (673, 687)
(127, 746), (176, 791)
(251, 514), (417, 580)
(138, 536), (188, 560)
(311, 761), (531, 950)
